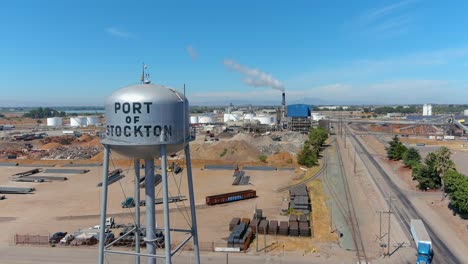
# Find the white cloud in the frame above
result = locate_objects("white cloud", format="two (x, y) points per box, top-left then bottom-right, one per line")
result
(106, 27), (131, 38)
(353, 0), (417, 38)
(186, 45), (198, 60)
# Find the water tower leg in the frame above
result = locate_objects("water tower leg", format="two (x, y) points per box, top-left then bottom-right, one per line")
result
(161, 145), (172, 264)
(98, 145), (110, 264)
(134, 159), (141, 264)
(184, 144), (200, 264)
(145, 159), (156, 264)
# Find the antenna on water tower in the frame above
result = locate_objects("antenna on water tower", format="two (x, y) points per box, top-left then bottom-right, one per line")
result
(98, 66), (200, 264)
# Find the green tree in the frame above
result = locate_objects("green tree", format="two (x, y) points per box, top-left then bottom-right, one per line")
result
(444, 169), (465, 193)
(386, 135), (407, 160)
(434, 147), (455, 191)
(297, 145), (318, 167)
(412, 153), (442, 190)
(449, 179), (468, 214)
(402, 147), (421, 168)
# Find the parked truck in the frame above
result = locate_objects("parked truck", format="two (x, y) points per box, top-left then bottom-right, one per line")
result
(410, 219), (433, 264)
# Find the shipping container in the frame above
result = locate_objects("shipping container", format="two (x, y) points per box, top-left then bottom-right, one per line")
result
(205, 189), (256, 205)
(279, 221), (289, 236)
(229, 218), (240, 231)
(268, 220), (278, 235)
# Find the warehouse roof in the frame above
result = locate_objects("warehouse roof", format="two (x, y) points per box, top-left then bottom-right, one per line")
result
(287, 104), (311, 118)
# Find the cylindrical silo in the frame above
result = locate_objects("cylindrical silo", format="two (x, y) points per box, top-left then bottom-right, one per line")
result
(86, 116), (99, 126)
(70, 116), (87, 127)
(190, 116), (199, 124)
(254, 115), (273, 125)
(198, 115), (215, 124)
(47, 117), (63, 127)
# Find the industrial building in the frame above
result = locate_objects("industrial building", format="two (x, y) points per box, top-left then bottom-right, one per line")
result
(423, 104), (433, 116)
(286, 104), (312, 132)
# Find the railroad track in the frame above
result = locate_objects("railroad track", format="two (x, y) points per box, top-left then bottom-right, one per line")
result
(347, 125), (460, 264)
(336, 139), (368, 263)
(276, 138), (335, 193)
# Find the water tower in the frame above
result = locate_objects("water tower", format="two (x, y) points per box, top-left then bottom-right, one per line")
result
(98, 67), (200, 264)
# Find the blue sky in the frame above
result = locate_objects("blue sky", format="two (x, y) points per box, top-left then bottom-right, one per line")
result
(1, 0), (468, 106)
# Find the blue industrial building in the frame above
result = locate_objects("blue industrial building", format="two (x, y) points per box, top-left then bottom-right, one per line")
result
(286, 104), (312, 132)
(287, 104), (311, 118)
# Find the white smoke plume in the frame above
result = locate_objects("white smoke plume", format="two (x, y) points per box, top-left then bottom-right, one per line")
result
(224, 59), (284, 91)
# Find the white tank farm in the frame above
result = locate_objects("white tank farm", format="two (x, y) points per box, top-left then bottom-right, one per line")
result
(254, 115), (276, 125)
(190, 116), (199, 124)
(86, 116), (99, 126)
(70, 116), (87, 127)
(243, 113), (255, 121)
(198, 115), (215, 124)
(46, 117), (62, 127)
(224, 113), (240, 122)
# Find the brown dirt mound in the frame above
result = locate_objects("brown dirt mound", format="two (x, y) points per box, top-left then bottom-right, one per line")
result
(267, 151), (295, 164)
(81, 137), (101, 147)
(41, 142), (62, 150)
(190, 140), (261, 161)
(77, 134), (92, 142)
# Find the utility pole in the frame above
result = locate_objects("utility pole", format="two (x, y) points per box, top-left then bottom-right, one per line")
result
(353, 151), (356, 175)
(383, 194), (395, 256)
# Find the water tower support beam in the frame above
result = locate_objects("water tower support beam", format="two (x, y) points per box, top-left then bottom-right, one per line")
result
(134, 159), (141, 264)
(98, 145), (110, 264)
(161, 145), (172, 264)
(145, 159), (156, 264)
(184, 144), (201, 264)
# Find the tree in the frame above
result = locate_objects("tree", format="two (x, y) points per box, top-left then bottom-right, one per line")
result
(412, 153), (442, 190)
(297, 145), (318, 167)
(444, 169), (464, 193)
(402, 147), (421, 168)
(386, 135), (407, 160)
(449, 179), (468, 214)
(434, 147), (455, 191)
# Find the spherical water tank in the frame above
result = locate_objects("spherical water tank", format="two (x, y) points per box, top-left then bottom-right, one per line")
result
(86, 116), (99, 126)
(198, 115), (215, 124)
(190, 116), (199, 124)
(47, 117), (62, 127)
(70, 116), (87, 127)
(102, 83), (189, 159)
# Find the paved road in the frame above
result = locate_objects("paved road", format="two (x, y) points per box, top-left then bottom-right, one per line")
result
(348, 127), (463, 264)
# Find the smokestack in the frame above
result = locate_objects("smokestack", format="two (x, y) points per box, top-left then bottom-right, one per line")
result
(282, 92), (286, 118)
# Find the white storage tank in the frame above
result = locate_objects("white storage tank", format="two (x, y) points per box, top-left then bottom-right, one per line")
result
(198, 115), (215, 124)
(46, 117), (62, 127)
(70, 116), (87, 127)
(464, 109), (468, 116)
(190, 116), (199, 124)
(254, 115), (276, 125)
(86, 116), (99, 126)
(224, 113), (240, 122)
(243, 113), (255, 121)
